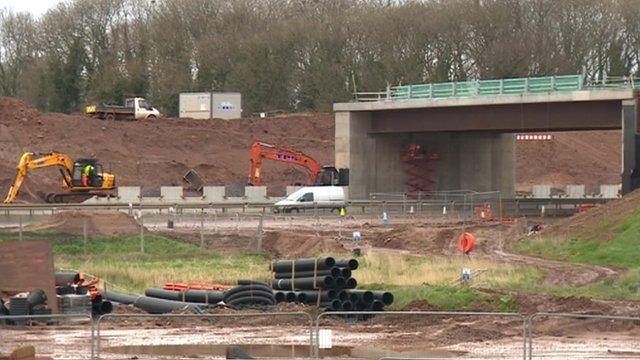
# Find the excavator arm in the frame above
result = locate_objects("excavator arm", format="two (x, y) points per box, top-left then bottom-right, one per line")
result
(248, 142), (322, 186)
(3, 152), (75, 203)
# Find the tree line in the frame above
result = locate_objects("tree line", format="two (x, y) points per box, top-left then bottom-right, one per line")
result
(0, 0), (638, 116)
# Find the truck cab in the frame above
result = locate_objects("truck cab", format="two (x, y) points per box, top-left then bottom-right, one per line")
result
(125, 97), (161, 120)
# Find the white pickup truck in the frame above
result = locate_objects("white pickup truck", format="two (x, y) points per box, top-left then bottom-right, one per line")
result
(85, 97), (161, 121)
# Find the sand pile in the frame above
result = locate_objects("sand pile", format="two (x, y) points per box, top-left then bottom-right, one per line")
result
(25, 211), (141, 237)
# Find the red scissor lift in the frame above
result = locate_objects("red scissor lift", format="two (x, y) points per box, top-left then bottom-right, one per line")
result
(400, 144), (440, 197)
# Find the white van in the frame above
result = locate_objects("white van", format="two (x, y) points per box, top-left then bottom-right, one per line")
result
(274, 186), (346, 213)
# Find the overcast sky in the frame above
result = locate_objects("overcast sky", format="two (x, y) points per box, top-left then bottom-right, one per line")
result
(1, 0), (63, 16)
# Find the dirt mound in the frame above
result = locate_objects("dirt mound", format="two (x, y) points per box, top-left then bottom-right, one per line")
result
(516, 130), (620, 191)
(368, 224), (456, 253)
(262, 230), (347, 258)
(25, 211), (140, 237)
(0, 97), (333, 202)
(543, 187), (640, 240)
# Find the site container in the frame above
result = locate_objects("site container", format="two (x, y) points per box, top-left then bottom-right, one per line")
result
(179, 92), (242, 119)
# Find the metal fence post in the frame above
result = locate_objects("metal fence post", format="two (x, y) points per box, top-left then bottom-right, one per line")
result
(18, 215), (23, 241)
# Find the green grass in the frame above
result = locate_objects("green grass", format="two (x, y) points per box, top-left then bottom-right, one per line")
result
(360, 283), (518, 312)
(0, 230), (270, 294)
(510, 209), (640, 268)
(508, 209), (640, 301)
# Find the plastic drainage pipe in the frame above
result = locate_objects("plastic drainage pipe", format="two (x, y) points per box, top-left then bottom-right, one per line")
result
(274, 267), (342, 279)
(92, 300), (113, 315)
(347, 292), (359, 303)
(321, 299), (342, 311)
(54, 272), (80, 286)
(103, 290), (205, 314)
(345, 278), (358, 289)
(341, 301), (353, 311)
(285, 291), (297, 302)
(225, 284), (272, 299)
(145, 288), (224, 304)
(371, 291), (394, 305)
(26, 289), (47, 310)
(274, 291), (287, 303)
(370, 300), (385, 311)
(271, 257), (335, 273)
(227, 294), (275, 308)
(337, 290), (348, 301)
(271, 276), (334, 290)
(340, 268), (352, 279)
(347, 290), (374, 304)
(334, 277), (346, 288)
(334, 259), (358, 270)
(296, 290), (336, 304)
(225, 289), (275, 304)
(183, 290), (224, 304)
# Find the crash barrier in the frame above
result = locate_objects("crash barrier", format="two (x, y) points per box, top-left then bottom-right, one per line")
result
(314, 311), (526, 359)
(94, 311), (314, 359)
(526, 313), (640, 359)
(0, 313), (94, 359)
(1, 311), (638, 359)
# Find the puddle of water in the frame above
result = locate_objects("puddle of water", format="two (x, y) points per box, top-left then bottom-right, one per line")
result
(104, 343), (461, 359)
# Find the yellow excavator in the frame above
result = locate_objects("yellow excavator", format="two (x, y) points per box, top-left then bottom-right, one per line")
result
(3, 152), (116, 203)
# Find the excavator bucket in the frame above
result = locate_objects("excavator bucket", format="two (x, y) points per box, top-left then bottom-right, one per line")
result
(183, 169), (204, 192)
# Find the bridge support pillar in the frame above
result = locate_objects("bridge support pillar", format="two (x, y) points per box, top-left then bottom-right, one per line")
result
(622, 97), (640, 195)
(335, 111), (515, 199)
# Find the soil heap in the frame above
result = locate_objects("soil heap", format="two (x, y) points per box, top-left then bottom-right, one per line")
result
(0, 97), (333, 202)
(24, 211), (141, 237)
(516, 130), (620, 191)
(543, 187), (640, 240)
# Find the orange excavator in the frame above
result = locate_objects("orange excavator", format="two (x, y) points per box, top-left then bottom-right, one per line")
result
(248, 142), (346, 186)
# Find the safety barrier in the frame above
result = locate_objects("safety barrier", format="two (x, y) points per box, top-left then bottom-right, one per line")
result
(526, 313), (640, 359)
(1, 311), (638, 359)
(353, 75), (640, 102)
(0, 313), (94, 359)
(314, 311), (526, 359)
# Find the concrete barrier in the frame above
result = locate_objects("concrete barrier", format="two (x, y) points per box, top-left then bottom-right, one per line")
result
(532, 185), (551, 199)
(117, 187), (141, 202)
(565, 185), (585, 199)
(160, 187), (183, 202)
(244, 186), (267, 201)
(202, 186), (225, 202)
(600, 184), (620, 199)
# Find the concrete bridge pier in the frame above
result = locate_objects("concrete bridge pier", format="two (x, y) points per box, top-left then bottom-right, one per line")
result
(335, 112), (515, 199)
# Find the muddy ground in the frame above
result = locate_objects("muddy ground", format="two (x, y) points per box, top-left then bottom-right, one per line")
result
(2, 214), (639, 359)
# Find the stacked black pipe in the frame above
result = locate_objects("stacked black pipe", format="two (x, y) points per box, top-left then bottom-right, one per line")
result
(270, 257), (394, 312)
(55, 272), (113, 317)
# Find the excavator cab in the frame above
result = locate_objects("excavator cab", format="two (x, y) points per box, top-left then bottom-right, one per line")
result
(315, 166), (340, 186)
(71, 159), (104, 187)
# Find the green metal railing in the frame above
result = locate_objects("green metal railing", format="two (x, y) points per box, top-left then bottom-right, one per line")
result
(354, 75), (639, 102)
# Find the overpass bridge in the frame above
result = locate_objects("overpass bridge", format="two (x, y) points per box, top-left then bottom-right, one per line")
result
(333, 75), (639, 199)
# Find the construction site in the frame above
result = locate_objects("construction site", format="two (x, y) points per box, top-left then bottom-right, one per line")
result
(0, 71), (639, 359)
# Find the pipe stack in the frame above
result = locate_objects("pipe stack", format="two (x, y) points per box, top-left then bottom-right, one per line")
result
(54, 272), (112, 317)
(270, 257), (394, 312)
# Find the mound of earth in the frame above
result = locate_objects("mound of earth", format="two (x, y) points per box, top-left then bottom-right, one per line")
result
(25, 211), (140, 237)
(262, 230), (347, 258)
(516, 130), (620, 191)
(368, 224), (456, 253)
(0, 97), (333, 202)
(543, 187), (640, 240)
